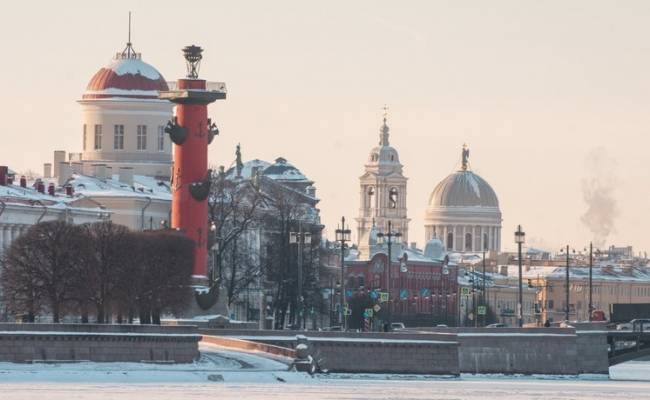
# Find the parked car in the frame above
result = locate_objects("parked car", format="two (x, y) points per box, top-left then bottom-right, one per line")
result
(435, 324), (448, 328)
(390, 322), (406, 331)
(486, 323), (507, 328)
(630, 319), (650, 332)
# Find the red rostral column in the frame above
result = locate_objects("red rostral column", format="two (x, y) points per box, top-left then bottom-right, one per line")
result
(159, 45), (226, 281)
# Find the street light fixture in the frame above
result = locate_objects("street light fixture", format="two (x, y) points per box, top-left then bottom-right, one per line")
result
(290, 223), (311, 330)
(559, 246), (576, 322)
(335, 217), (351, 330)
(376, 220), (402, 326)
(514, 225), (525, 328)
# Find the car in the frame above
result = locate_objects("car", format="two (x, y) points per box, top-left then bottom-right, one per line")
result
(390, 322), (406, 331)
(435, 324), (448, 328)
(486, 323), (507, 328)
(630, 319), (650, 332)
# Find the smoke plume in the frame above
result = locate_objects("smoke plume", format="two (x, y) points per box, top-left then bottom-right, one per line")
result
(581, 148), (619, 248)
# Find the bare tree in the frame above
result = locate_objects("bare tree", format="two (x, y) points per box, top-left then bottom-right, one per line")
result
(75, 221), (132, 323)
(208, 167), (264, 305)
(1, 221), (88, 322)
(133, 230), (194, 324)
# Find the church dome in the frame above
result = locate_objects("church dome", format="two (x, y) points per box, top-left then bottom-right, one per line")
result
(368, 145), (400, 164)
(428, 170), (499, 208)
(82, 49), (168, 100)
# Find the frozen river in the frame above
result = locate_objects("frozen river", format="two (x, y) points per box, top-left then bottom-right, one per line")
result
(0, 344), (648, 400)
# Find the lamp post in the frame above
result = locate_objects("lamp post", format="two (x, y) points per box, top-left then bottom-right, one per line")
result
(482, 249), (487, 327)
(335, 217), (351, 330)
(514, 225), (525, 328)
(560, 245), (574, 322)
(376, 220), (402, 326)
(290, 223), (311, 330)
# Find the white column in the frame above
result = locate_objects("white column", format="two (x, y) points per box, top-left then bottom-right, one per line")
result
(0, 225), (4, 254)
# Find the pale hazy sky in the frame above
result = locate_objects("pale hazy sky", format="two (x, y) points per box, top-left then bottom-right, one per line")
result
(1, 1), (649, 253)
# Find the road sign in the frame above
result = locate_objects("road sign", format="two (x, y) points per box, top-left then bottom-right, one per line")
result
(379, 292), (389, 303)
(478, 305), (487, 315)
(344, 306), (352, 316)
(364, 308), (374, 318)
(461, 287), (470, 296)
(373, 304), (381, 313)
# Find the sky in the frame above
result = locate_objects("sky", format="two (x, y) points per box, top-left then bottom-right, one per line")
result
(0, 1), (648, 254)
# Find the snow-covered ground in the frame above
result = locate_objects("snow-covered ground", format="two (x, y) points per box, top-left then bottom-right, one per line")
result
(0, 346), (648, 399)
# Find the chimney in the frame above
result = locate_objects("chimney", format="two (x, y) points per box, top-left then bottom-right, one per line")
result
(47, 182), (55, 196)
(92, 164), (107, 180)
(410, 242), (417, 250)
(0, 166), (7, 186)
(65, 184), (74, 197)
(119, 167), (134, 187)
(500, 265), (508, 276)
(53, 150), (66, 177)
(20, 175), (26, 188)
(58, 162), (72, 186)
(36, 179), (45, 194)
(44, 163), (52, 179)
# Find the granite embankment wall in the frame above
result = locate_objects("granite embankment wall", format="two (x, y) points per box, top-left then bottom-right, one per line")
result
(202, 328), (609, 375)
(411, 327), (610, 375)
(200, 329), (459, 375)
(0, 323), (201, 363)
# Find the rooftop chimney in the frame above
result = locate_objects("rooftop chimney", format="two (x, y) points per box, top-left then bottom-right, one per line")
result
(47, 182), (55, 196)
(65, 185), (74, 197)
(58, 162), (72, 186)
(43, 163), (52, 179)
(19, 175), (26, 188)
(119, 167), (134, 187)
(36, 179), (45, 194)
(53, 151), (66, 177)
(0, 166), (7, 186)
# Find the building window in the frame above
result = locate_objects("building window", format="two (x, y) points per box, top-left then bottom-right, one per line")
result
(465, 233), (473, 251)
(389, 187), (398, 209)
(157, 125), (165, 152)
(447, 231), (454, 250)
(83, 124), (87, 151)
(137, 125), (147, 150)
(483, 233), (489, 250)
(94, 124), (102, 150)
(113, 125), (124, 150)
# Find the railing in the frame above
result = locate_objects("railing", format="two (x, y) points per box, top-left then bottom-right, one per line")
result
(166, 81), (227, 93)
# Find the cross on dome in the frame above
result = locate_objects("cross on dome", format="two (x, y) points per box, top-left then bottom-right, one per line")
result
(379, 105), (390, 146)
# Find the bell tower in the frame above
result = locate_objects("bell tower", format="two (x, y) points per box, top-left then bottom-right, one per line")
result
(356, 108), (410, 259)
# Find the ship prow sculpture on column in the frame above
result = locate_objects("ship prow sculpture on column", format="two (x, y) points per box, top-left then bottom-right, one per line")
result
(159, 45), (226, 309)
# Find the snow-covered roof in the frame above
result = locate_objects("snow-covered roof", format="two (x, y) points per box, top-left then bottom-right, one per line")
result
(498, 263), (650, 282)
(68, 174), (171, 201)
(83, 53), (168, 100)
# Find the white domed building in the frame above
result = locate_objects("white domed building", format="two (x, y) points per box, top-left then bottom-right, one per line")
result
(424, 146), (502, 252)
(53, 40), (173, 179)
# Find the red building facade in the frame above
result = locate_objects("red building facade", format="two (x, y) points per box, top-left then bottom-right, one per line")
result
(344, 252), (458, 329)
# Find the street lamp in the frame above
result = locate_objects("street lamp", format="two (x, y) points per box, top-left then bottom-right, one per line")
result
(514, 225), (525, 328)
(290, 223), (311, 330)
(559, 246), (576, 322)
(209, 222), (221, 286)
(335, 217), (351, 330)
(376, 220), (402, 326)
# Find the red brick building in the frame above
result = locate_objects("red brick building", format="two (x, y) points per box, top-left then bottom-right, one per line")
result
(344, 250), (459, 329)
